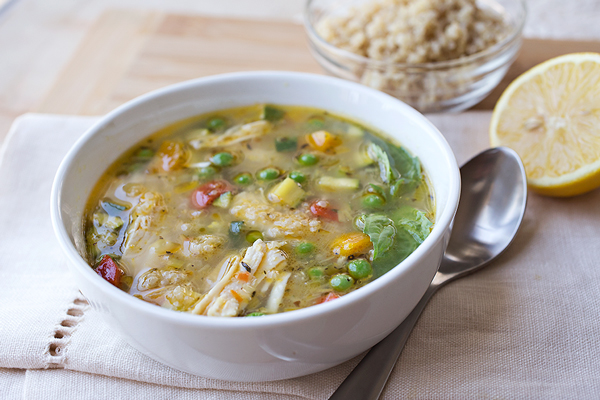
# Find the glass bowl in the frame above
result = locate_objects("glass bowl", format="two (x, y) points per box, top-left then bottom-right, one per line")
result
(304, 0), (527, 113)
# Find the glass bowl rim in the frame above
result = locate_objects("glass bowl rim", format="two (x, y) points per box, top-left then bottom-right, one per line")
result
(304, 0), (527, 71)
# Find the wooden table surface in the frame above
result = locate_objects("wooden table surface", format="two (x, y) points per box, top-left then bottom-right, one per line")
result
(2, 4), (600, 145)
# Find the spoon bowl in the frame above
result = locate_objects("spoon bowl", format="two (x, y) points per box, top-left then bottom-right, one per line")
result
(440, 146), (527, 280)
(330, 146), (527, 400)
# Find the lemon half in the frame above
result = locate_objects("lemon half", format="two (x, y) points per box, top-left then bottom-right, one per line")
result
(490, 53), (600, 197)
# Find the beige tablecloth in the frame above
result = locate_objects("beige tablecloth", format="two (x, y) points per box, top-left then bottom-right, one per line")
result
(1, 112), (600, 399)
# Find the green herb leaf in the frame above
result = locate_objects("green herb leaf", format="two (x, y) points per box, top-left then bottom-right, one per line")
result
(364, 133), (422, 197)
(361, 214), (396, 259)
(396, 208), (433, 244)
(390, 177), (418, 197)
(368, 183), (387, 198)
(367, 143), (394, 184)
(370, 228), (419, 277)
(387, 144), (421, 183)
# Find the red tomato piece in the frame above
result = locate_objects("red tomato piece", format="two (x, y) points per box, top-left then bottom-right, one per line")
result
(316, 292), (340, 304)
(309, 200), (339, 221)
(96, 255), (123, 287)
(191, 180), (233, 209)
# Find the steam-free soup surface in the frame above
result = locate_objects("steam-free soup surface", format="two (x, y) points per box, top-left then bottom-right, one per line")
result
(84, 104), (434, 317)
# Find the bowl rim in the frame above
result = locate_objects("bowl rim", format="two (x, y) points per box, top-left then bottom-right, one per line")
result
(303, 0), (527, 70)
(50, 71), (461, 329)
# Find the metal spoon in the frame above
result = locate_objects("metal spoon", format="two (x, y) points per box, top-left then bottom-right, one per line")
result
(329, 147), (527, 400)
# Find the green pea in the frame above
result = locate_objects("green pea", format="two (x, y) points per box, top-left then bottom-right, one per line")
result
(330, 274), (354, 291)
(362, 194), (385, 209)
(246, 231), (264, 244)
(256, 167), (280, 181)
(246, 312), (265, 317)
(307, 267), (324, 280)
(233, 172), (253, 185)
(207, 117), (226, 131)
(211, 152), (234, 167)
(197, 166), (218, 179)
(298, 153), (319, 166)
(296, 242), (315, 255)
(289, 171), (307, 184)
(347, 259), (372, 280)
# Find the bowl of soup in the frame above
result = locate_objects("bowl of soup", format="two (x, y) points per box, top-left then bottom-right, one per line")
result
(51, 71), (460, 381)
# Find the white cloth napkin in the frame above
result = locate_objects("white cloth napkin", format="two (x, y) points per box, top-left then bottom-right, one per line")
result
(1, 112), (600, 399)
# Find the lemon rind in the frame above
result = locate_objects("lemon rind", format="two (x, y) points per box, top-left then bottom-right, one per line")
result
(490, 52), (600, 195)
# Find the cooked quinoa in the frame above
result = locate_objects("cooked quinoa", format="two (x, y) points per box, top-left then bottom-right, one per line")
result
(316, 0), (509, 64)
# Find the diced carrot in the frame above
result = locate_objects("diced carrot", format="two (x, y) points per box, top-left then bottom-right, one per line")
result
(236, 271), (250, 282)
(230, 290), (244, 302)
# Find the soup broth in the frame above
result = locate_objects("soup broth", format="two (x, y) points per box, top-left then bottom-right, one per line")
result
(84, 104), (435, 316)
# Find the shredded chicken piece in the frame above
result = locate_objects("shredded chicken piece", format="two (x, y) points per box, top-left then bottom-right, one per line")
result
(182, 235), (226, 259)
(122, 192), (167, 253)
(137, 268), (192, 291)
(265, 272), (292, 314)
(165, 285), (201, 311)
(229, 192), (322, 239)
(190, 239), (288, 317)
(189, 120), (271, 149)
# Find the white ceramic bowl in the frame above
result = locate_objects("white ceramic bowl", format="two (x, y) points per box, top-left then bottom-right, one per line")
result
(51, 71), (460, 382)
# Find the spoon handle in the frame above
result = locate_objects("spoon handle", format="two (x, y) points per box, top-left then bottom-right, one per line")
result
(328, 281), (440, 400)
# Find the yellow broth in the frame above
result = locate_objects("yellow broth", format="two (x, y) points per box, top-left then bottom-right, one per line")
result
(84, 104), (435, 316)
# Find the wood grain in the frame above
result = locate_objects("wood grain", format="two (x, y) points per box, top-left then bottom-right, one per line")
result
(37, 10), (600, 115)
(37, 10), (163, 115)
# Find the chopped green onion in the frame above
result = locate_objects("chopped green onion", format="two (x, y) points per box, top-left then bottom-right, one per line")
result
(275, 137), (297, 152)
(261, 105), (285, 122)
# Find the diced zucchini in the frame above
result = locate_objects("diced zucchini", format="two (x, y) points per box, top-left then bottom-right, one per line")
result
(275, 137), (297, 152)
(213, 191), (233, 208)
(346, 125), (364, 137)
(93, 212), (108, 228)
(104, 216), (124, 231)
(317, 176), (360, 191)
(269, 177), (305, 207)
(261, 105), (285, 122)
